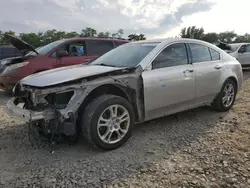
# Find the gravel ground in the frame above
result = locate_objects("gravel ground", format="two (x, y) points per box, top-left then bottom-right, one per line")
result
(0, 70), (250, 188)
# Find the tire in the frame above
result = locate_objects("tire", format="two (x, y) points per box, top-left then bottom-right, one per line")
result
(81, 95), (135, 150)
(211, 79), (237, 112)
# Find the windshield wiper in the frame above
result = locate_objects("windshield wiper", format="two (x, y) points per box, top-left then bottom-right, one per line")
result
(95, 63), (117, 67)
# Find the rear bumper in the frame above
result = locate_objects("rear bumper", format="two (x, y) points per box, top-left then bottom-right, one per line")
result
(5, 97), (55, 122)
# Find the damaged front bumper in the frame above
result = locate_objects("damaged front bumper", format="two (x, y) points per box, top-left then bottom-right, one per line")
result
(5, 97), (78, 144)
(5, 97), (55, 122)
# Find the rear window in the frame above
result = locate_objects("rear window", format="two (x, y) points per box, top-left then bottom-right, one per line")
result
(209, 48), (220, 61)
(86, 40), (114, 56)
(114, 41), (128, 47)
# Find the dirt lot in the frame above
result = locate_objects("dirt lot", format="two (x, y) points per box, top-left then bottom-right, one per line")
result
(0, 71), (250, 188)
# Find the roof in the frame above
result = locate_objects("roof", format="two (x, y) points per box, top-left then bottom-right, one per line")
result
(63, 37), (129, 42)
(130, 37), (217, 45)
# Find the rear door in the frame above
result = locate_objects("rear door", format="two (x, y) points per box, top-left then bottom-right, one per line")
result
(188, 43), (224, 105)
(86, 40), (115, 61)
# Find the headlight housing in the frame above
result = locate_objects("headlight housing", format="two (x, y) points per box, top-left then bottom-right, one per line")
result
(8, 61), (29, 70)
(0, 60), (9, 65)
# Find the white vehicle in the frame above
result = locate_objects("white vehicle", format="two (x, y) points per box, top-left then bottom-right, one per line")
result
(217, 40), (250, 67)
(6, 38), (243, 150)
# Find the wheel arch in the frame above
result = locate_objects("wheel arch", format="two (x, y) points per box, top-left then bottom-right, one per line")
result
(226, 76), (238, 93)
(77, 84), (139, 123)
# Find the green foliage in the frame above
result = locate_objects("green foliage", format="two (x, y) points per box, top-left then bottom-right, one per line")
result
(0, 30), (16, 45)
(128, 34), (146, 41)
(180, 26), (205, 40)
(3, 25), (249, 48)
(0, 28), (140, 47)
(180, 26), (249, 44)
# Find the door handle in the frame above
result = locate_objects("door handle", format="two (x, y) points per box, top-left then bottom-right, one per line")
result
(214, 65), (222, 69)
(183, 69), (194, 73)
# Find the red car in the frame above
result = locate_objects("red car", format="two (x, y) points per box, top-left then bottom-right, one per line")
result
(0, 35), (129, 92)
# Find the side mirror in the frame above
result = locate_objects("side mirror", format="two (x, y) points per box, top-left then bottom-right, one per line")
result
(58, 50), (68, 57)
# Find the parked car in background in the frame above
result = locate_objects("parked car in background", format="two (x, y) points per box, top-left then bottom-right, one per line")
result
(0, 34), (129, 92)
(6, 38), (243, 150)
(216, 40), (250, 67)
(0, 45), (22, 60)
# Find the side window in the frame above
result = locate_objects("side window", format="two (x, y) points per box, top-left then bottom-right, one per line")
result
(68, 43), (86, 56)
(51, 42), (86, 57)
(152, 43), (188, 69)
(209, 48), (220, 61)
(87, 40), (114, 56)
(238, 45), (246, 53)
(189, 43), (211, 63)
(246, 45), (250, 52)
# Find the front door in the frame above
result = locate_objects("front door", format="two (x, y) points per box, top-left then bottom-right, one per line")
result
(55, 41), (94, 68)
(238, 44), (250, 65)
(188, 43), (224, 105)
(142, 43), (195, 121)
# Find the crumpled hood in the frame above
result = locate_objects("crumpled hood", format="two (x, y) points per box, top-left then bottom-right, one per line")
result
(20, 64), (124, 88)
(4, 34), (39, 55)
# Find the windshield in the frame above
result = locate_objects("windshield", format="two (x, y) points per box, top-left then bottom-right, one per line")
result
(91, 43), (159, 68)
(25, 40), (65, 56)
(228, 44), (241, 52)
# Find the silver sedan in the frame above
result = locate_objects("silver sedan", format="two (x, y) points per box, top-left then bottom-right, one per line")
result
(6, 38), (243, 150)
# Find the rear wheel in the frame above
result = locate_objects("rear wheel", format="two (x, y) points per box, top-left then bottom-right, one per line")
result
(211, 79), (237, 111)
(81, 95), (135, 150)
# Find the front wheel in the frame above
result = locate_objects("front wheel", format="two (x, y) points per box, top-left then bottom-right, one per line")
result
(211, 79), (237, 111)
(81, 95), (135, 150)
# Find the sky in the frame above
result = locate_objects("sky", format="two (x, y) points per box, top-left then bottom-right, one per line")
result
(0, 0), (248, 39)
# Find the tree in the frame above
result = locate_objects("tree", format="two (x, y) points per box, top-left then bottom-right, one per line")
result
(180, 26), (204, 39)
(98, 32), (106, 37)
(81, 27), (97, 37)
(202, 32), (219, 43)
(0, 30), (16, 45)
(65, 31), (79, 38)
(111, 33), (117, 38)
(104, 32), (110, 37)
(234, 33), (250, 43)
(218, 31), (237, 43)
(0, 28), (147, 47)
(117, 29), (124, 38)
(128, 34), (146, 41)
(19, 33), (43, 48)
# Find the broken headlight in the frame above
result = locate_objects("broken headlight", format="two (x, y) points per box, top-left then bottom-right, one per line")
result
(45, 91), (74, 109)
